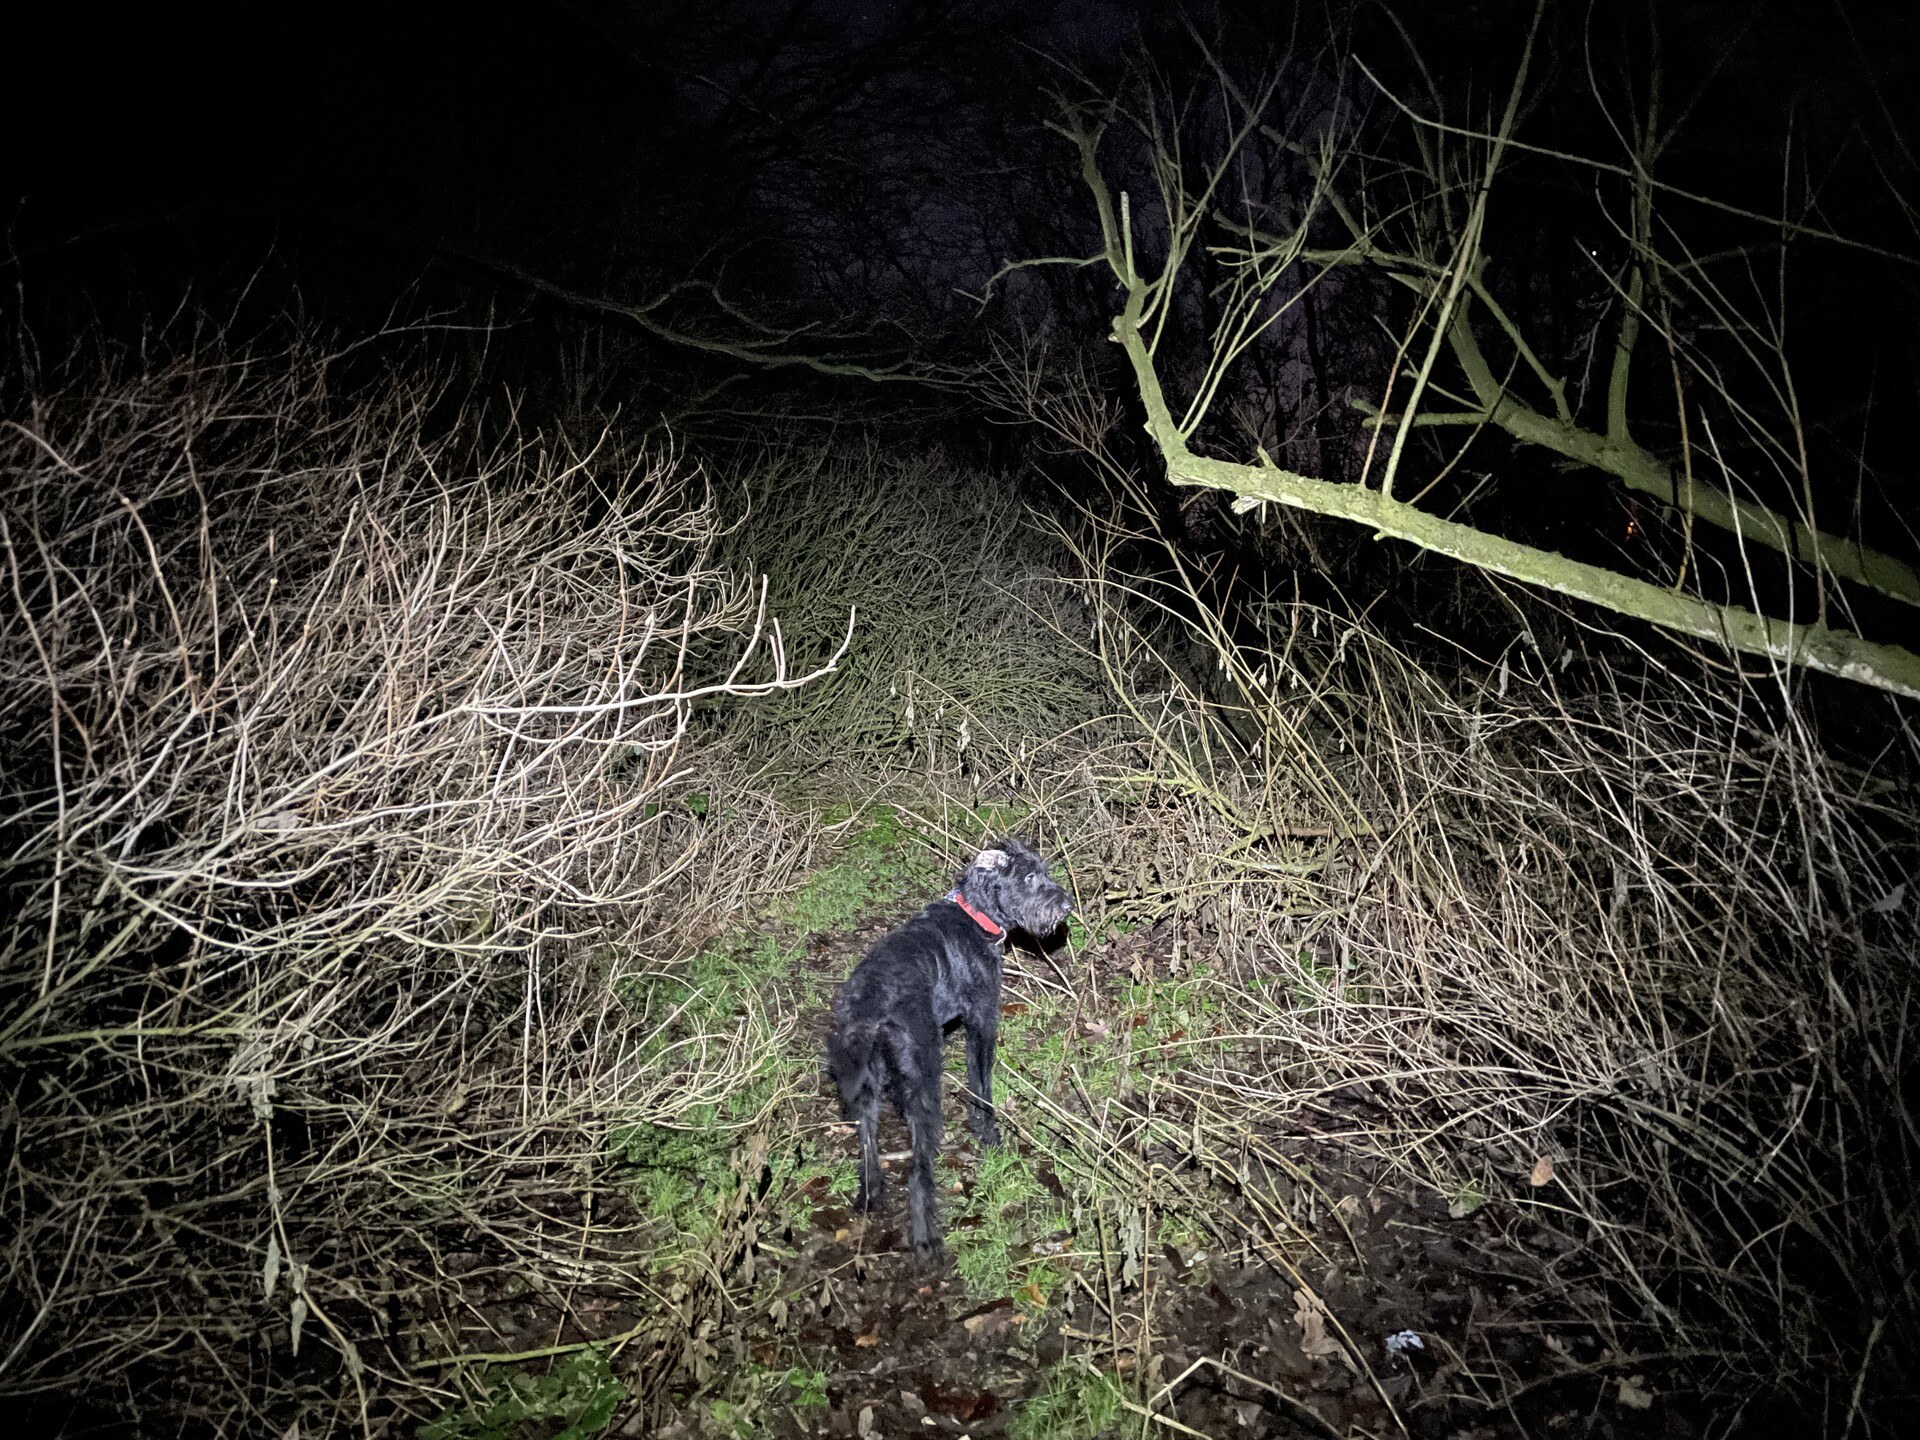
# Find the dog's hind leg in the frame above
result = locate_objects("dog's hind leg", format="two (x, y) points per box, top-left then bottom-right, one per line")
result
(833, 1027), (887, 1213)
(850, 1081), (884, 1214)
(901, 1034), (946, 1264)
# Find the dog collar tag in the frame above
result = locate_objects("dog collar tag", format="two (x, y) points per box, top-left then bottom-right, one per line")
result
(947, 890), (1005, 939)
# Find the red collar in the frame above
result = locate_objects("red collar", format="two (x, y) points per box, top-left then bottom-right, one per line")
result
(948, 890), (1005, 939)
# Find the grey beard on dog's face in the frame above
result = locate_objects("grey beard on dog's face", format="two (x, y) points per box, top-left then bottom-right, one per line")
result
(957, 837), (1073, 940)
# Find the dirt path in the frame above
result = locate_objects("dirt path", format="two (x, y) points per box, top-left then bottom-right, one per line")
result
(650, 911), (1699, 1440)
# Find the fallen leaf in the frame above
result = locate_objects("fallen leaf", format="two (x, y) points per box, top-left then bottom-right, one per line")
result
(1082, 1019), (1109, 1038)
(854, 1329), (881, 1347)
(1529, 1155), (1556, 1187)
(961, 1299), (1015, 1339)
(923, 1383), (998, 1421)
(1291, 1289), (1341, 1357)
(915, 1284), (934, 1297)
(1019, 1282), (1047, 1308)
(1000, 1002), (1029, 1017)
(857, 1404), (876, 1436)
(1616, 1374), (1655, 1410)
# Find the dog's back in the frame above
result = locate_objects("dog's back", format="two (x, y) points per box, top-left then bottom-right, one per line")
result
(826, 911), (953, 1115)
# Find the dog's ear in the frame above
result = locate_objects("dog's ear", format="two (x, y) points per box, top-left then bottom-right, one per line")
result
(972, 848), (1010, 871)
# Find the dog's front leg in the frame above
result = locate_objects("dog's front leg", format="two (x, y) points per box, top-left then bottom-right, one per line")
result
(964, 1010), (1001, 1148)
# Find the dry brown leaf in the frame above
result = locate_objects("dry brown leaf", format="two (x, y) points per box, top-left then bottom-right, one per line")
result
(1290, 1287), (1358, 1372)
(962, 1302), (1014, 1339)
(1529, 1155), (1556, 1187)
(854, 1329), (881, 1347)
(1616, 1374), (1654, 1410)
(1290, 1289), (1341, 1357)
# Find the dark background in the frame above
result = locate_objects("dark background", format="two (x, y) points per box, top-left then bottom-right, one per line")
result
(12, 0), (1920, 695)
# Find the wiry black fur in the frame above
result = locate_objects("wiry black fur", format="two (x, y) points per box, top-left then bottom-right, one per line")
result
(826, 838), (1073, 1263)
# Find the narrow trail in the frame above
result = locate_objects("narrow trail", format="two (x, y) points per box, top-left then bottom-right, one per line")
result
(647, 890), (1697, 1440)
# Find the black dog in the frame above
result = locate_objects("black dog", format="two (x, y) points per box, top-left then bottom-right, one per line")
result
(826, 838), (1073, 1262)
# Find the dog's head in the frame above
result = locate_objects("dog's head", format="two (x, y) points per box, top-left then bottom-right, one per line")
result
(958, 837), (1074, 941)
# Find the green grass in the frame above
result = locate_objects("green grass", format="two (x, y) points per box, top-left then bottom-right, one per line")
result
(784, 1366), (829, 1410)
(949, 1148), (1069, 1303)
(998, 993), (1075, 1093)
(1008, 1363), (1128, 1440)
(420, 1348), (624, 1440)
(1116, 968), (1220, 1076)
(781, 810), (936, 934)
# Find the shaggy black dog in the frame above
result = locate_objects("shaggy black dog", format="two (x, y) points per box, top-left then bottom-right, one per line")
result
(826, 838), (1073, 1262)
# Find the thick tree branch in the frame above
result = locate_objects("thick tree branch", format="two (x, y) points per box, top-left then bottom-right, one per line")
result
(1442, 306), (1920, 606)
(1057, 107), (1920, 701)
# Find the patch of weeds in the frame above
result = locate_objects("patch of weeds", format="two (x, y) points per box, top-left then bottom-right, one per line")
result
(970, 799), (1035, 833)
(781, 809), (934, 934)
(1447, 1177), (1487, 1218)
(951, 1148), (1066, 1300)
(785, 1366), (830, 1411)
(1009, 1362), (1127, 1440)
(1073, 1053), (1122, 1101)
(772, 1146), (859, 1236)
(1118, 969), (1219, 1075)
(1000, 996), (1073, 1091)
(703, 1360), (808, 1437)
(824, 1158), (860, 1201)
(1157, 1211), (1210, 1259)
(705, 1397), (758, 1439)
(1288, 947), (1337, 1009)
(612, 1112), (734, 1261)
(420, 1347), (624, 1440)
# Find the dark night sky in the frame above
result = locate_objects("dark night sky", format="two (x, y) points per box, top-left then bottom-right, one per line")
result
(11, 5), (664, 265)
(10, 3), (1915, 311)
